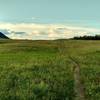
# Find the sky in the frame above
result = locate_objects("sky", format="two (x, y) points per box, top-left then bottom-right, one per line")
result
(0, 0), (100, 39)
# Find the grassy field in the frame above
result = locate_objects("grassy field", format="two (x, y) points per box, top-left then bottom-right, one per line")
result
(0, 39), (100, 100)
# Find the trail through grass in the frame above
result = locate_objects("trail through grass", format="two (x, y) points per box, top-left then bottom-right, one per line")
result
(69, 56), (85, 100)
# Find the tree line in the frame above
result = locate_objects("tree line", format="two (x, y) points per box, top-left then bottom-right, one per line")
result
(73, 35), (100, 40)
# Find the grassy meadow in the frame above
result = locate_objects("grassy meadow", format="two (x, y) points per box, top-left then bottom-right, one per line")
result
(0, 39), (100, 100)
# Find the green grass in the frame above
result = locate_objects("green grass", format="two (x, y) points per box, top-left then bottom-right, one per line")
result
(0, 39), (100, 100)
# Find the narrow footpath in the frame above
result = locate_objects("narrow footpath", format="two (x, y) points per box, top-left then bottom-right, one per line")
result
(69, 57), (85, 100)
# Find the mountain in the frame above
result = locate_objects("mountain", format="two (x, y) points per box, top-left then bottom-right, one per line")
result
(0, 32), (9, 39)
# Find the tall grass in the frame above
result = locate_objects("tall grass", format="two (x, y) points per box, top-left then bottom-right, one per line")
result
(0, 39), (100, 100)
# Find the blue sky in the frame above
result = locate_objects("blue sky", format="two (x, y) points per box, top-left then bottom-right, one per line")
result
(0, 0), (100, 39)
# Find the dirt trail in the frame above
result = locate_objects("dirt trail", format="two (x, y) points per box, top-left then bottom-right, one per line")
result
(69, 57), (85, 100)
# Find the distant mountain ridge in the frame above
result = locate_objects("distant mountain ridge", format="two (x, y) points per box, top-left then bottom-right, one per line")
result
(0, 32), (9, 39)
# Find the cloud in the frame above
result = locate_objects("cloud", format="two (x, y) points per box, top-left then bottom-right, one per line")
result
(0, 22), (100, 40)
(31, 17), (38, 20)
(0, 29), (10, 34)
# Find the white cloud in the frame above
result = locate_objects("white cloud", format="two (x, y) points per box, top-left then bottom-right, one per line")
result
(0, 22), (100, 40)
(31, 17), (38, 20)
